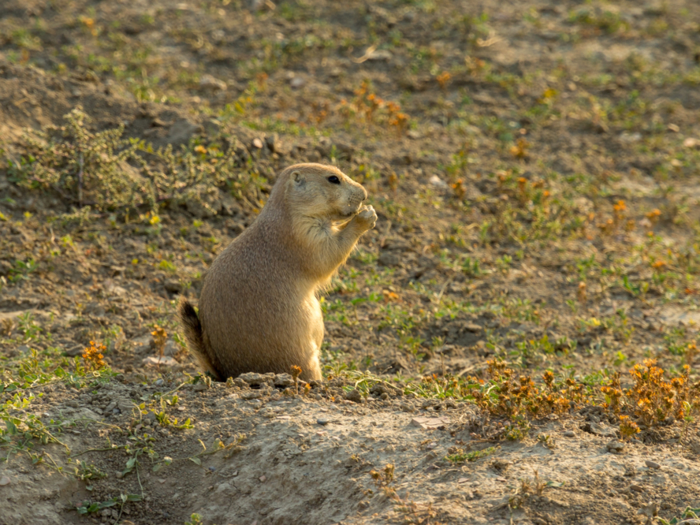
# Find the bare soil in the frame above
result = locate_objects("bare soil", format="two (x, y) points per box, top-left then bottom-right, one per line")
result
(1, 1), (700, 524)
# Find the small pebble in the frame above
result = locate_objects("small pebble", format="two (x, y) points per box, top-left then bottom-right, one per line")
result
(563, 431), (575, 438)
(645, 460), (660, 469)
(155, 379), (164, 387)
(345, 389), (364, 404)
(0, 476), (10, 486)
(317, 418), (329, 426)
(290, 76), (305, 89)
(606, 440), (624, 453)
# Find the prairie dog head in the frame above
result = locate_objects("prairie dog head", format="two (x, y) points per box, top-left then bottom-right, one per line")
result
(281, 163), (367, 221)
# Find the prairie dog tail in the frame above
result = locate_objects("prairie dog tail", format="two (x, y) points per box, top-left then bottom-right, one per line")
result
(177, 296), (222, 380)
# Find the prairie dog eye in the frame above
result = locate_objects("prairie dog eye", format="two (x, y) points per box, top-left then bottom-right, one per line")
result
(327, 175), (341, 184)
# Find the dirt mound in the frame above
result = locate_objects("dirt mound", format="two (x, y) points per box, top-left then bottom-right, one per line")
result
(0, 62), (206, 151)
(3, 374), (699, 525)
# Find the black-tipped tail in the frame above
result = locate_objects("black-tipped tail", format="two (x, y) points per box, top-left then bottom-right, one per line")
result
(177, 296), (222, 380)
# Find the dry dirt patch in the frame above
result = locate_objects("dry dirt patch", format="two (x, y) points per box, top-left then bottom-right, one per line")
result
(2, 376), (699, 525)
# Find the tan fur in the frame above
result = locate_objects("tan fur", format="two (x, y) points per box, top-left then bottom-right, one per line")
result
(178, 163), (377, 381)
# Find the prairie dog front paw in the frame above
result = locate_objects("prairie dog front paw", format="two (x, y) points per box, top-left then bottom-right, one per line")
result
(354, 205), (377, 231)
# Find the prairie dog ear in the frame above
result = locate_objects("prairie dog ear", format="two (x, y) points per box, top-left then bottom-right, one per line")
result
(292, 170), (306, 185)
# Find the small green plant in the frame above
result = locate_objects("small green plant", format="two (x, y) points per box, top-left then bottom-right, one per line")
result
(220, 82), (258, 119)
(8, 259), (38, 283)
(0, 393), (69, 461)
(515, 334), (559, 359)
(462, 257), (482, 277)
(665, 327), (689, 356)
(537, 433), (556, 449)
(568, 7), (629, 35)
(76, 493), (141, 518)
(495, 255), (513, 272)
(73, 459), (107, 481)
(445, 446), (497, 463)
(505, 416), (531, 440)
(16, 312), (42, 341)
(185, 513), (204, 525)
(657, 507), (700, 525)
(153, 409), (193, 430)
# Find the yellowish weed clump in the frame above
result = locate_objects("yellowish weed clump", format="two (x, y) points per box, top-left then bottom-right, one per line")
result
(467, 359), (699, 438)
(82, 340), (106, 369)
(151, 326), (167, 357)
(469, 360), (586, 420)
(602, 359), (698, 427)
(339, 81), (409, 135)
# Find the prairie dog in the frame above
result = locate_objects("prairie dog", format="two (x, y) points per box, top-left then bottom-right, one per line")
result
(179, 163), (377, 381)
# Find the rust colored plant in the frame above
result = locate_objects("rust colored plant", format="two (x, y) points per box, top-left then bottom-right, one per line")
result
(687, 342), (698, 365)
(256, 72), (268, 89)
(464, 56), (486, 73)
(651, 260), (667, 271)
(646, 208), (661, 224)
(151, 326), (167, 357)
(436, 71), (451, 90)
(626, 360), (696, 426)
(598, 218), (615, 235)
(291, 365), (302, 394)
(577, 281), (587, 303)
(82, 340), (106, 369)
(468, 360), (585, 421)
(511, 139), (529, 159)
(1, 318), (13, 336)
(613, 199), (626, 225)
(516, 176), (528, 201)
(386, 101), (409, 135)
(452, 178), (467, 198)
(363, 94), (383, 122)
(347, 81), (410, 135)
(370, 463), (394, 486)
(310, 101), (329, 124)
(619, 415), (640, 440)
(387, 171), (399, 191)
